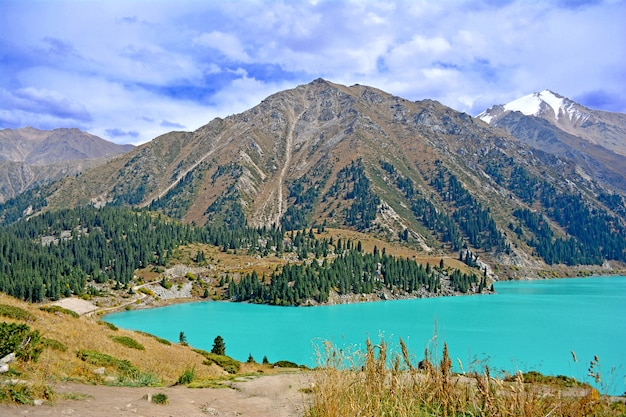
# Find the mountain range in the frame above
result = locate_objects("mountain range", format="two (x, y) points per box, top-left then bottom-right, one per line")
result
(0, 127), (134, 203)
(1, 80), (624, 277)
(478, 90), (626, 194)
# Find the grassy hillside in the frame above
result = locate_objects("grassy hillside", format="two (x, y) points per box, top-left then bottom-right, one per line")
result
(0, 293), (289, 404)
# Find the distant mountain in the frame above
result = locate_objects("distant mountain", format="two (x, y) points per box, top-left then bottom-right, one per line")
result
(477, 90), (626, 154)
(477, 90), (626, 195)
(2, 80), (625, 276)
(0, 127), (134, 203)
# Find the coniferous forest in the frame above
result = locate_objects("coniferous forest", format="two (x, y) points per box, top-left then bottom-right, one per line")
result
(0, 205), (482, 304)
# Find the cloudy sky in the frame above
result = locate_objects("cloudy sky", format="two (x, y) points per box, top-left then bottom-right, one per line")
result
(1, 0), (624, 144)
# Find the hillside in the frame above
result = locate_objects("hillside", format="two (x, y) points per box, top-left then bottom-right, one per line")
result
(478, 90), (626, 195)
(0, 293), (311, 415)
(0, 127), (134, 203)
(1, 80), (624, 275)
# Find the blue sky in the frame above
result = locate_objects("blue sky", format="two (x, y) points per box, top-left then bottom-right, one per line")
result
(1, 0), (624, 144)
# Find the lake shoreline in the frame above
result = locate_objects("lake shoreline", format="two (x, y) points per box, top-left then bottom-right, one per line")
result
(89, 269), (626, 319)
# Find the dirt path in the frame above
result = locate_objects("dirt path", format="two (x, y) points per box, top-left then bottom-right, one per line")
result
(0, 372), (313, 417)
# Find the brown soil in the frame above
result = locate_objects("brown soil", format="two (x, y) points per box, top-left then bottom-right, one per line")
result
(0, 372), (313, 417)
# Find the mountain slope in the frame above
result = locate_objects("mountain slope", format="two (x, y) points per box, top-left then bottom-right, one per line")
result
(2, 80), (625, 274)
(0, 127), (134, 203)
(478, 90), (626, 156)
(477, 91), (626, 195)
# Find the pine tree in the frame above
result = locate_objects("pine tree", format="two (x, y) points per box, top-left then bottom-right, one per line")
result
(211, 335), (226, 356)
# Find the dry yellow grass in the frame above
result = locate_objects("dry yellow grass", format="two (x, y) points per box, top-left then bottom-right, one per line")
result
(0, 293), (231, 389)
(305, 338), (624, 417)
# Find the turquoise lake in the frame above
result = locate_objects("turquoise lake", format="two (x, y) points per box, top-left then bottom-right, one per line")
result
(106, 276), (626, 395)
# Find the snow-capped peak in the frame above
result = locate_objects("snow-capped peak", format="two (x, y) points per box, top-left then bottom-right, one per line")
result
(478, 90), (590, 124)
(503, 90), (563, 118)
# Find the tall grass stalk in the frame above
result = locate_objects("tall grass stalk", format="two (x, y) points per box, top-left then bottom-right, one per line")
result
(306, 338), (623, 417)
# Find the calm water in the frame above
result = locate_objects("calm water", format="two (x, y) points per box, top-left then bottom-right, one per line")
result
(106, 276), (626, 394)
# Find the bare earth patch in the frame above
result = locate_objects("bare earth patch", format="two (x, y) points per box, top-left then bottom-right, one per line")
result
(0, 372), (312, 417)
(48, 298), (97, 315)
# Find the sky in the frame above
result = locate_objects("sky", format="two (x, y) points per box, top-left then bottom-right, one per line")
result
(1, 0), (625, 145)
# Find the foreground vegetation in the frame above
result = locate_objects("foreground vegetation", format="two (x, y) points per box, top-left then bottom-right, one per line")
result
(306, 339), (625, 417)
(0, 295), (295, 405)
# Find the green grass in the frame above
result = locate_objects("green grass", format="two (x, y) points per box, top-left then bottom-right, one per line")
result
(176, 365), (196, 385)
(135, 331), (172, 345)
(0, 304), (35, 321)
(109, 335), (145, 350)
(76, 349), (160, 387)
(98, 321), (118, 331)
(192, 349), (241, 374)
(41, 337), (68, 352)
(77, 349), (139, 375)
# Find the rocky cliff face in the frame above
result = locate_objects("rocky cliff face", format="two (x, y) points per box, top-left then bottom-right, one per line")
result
(3, 80), (625, 271)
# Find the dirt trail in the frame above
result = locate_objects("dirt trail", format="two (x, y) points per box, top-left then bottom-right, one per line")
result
(0, 372), (313, 417)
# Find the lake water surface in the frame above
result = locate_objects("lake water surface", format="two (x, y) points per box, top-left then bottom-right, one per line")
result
(106, 276), (626, 394)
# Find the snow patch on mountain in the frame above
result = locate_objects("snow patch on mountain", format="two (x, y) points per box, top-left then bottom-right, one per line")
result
(479, 90), (591, 124)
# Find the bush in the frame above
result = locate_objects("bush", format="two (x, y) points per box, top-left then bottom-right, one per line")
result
(99, 321), (118, 331)
(41, 337), (67, 352)
(0, 304), (35, 321)
(39, 305), (79, 318)
(160, 278), (173, 289)
(0, 382), (32, 404)
(77, 349), (138, 376)
(0, 322), (43, 362)
(193, 349), (241, 374)
(152, 393), (168, 404)
(273, 360), (300, 368)
(137, 287), (155, 297)
(135, 331), (171, 345)
(176, 366), (196, 385)
(110, 335), (145, 350)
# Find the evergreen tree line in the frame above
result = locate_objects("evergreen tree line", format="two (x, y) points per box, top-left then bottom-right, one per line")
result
(0, 206), (210, 302)
(228, 243), (480, 306)
(326, 159), (380, 230)
(381, 161), (508, 253)
(380, 160), (463, 250)
(513, 208), (599, 265)
(280, 173), (327, 231)
(434, 169), (509, 253)
(486, 157), (626, 264)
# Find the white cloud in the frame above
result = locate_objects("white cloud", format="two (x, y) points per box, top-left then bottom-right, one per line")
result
(194, 31), (251, 62)
(1, 0), (624, 143)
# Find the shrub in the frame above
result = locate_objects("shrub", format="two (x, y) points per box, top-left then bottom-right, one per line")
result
(0, 304), (35, 321)
(273, 360), (300, 368)
(99, 321), (118, 331)
(137, 287), (155, 297)
(0, 382), (32, 404)
(135, 331), (171, 345)
(193, 349), (240, 374)
(41, 337), (67, 352)
(160, 278), (173, 289)
(152, 393), (168, 404)
(77, 349), (138, 375)
(39, 305), (79, 318)
(0, 322), (43, 362)
(110, 335), (145, 350)
(176, 366), (196, 385)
